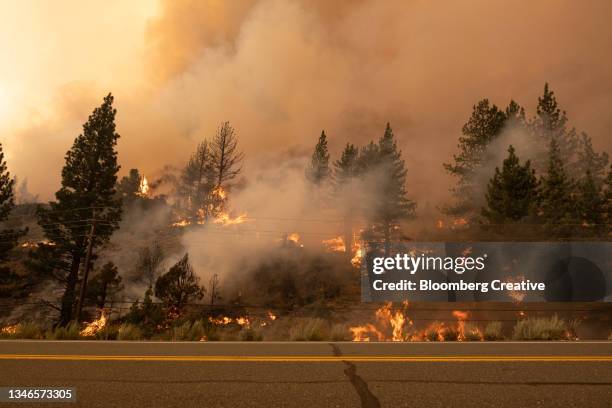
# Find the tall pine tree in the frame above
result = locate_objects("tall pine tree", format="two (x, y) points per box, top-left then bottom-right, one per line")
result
(443, 99), (509, 218)
(530, 83), (578, 172)
(481, 145), (538, 225)
(333, 143), (359, 257)
(371, 123), (416, 253)
(538, 137), (575, 238)
(0, 142), (18, 259)
(306, 130), (330, 185)
(576, 170), (606, 236)
(37, 93), (122, 325)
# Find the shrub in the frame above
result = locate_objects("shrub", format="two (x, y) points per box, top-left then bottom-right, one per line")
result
(330, 324), (351, 341)
(289, 318), (327, 341)
(512, 315), (567, 341)
(483, 321), (504, 341)
(239, 327), (263, 341)
(96, 324), (119, 340)
(463, 323), (482, 341)
(442, 326), (459, 341)
(46, 323), (81, 340)
(117, 324), (144, 341)
(424, 323), (443, 342)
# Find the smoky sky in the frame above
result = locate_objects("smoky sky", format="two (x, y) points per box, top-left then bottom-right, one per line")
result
(2, 0), (611, 206)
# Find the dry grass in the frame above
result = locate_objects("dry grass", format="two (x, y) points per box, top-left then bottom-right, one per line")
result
(512, 315), (568, 341)
(483, 321), (504, 341)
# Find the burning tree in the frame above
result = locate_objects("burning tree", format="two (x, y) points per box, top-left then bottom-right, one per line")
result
(35, 93), (122, 326)
(154, 253), (204, 314)
(177, 121), (243, 224)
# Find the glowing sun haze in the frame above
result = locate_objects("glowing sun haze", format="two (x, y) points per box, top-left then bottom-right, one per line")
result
(1, 0), (611, 203)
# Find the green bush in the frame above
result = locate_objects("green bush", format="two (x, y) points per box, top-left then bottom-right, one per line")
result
(46, 323), (81, 340)
(289, 318), (327, 341)
(512, 315), (568, 341)
(117, 324), (145, 341)
(483, 321), (504, 341)
(329, 324), (351, 341)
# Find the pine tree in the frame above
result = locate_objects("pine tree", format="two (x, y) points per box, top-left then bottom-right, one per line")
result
(538, 137), (575, 238)
(531, 83), (578, 171)
(372, 123), (416, 253)
(37, 93), (122, 325)
(576, 133), (609, 186)
(210, 121), (243, 188)
(306, 130), (330, 185)
(180, 140), (216, 222)
(604, 165), (612, 227)
(333, 143), (359, 257)
(0, 142), (19, 259)
(117, 168), (142, 203)
(482, 145), (538, 225)
(86, 261), (123, 309)
(443, 99), (508, 217)
(154, 253), (204, 313)
(576, 170), (606, 236)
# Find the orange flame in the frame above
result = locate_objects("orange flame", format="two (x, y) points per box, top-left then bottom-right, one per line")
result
(322, 236), (346, 252)
(80, 311), (107, 336)
(138, 175), (149, 197)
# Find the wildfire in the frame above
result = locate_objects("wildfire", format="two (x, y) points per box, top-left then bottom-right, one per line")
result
(213, 212), (248, 226)
(20, 240), (56, 248)
(349, 324), (385, 342)
(350, 302), (412, 342)
(322, 236), (346, 252)
(453, 218), (468, 228)
(138, 175), (149, 197)
(436, 219), (444, 229)
(267, 311), (277, 321)
(350, 304), (482, 342)
(351, 241), (363, 267)
(80, 311), (107, 337)
(1, 324), (17, 335)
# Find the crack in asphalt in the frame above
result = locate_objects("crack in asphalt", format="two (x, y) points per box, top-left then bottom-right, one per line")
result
(329, 343), (381, 408)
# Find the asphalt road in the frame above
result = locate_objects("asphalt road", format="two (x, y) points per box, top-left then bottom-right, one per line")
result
(0, 341), (610, 408)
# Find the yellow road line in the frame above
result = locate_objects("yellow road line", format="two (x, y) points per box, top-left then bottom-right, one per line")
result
(0, 355), (610, 362)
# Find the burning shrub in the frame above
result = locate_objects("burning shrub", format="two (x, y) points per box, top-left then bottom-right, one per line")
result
(483, 321), (504, 341)
(289, 318), (327, 341)
(462, 323), (482, 341)
(512, 315), (568, 340)
(442, 326), (459, 341)
(330, 323), (351, 341)
(424, 322), (444, 341)
(0, 322), (44, 339)
(117, 323), (145, 341)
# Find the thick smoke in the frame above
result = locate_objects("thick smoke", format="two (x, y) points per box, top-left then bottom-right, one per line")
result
(2, 0), (611, 204)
